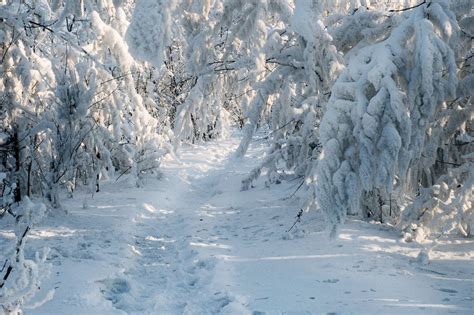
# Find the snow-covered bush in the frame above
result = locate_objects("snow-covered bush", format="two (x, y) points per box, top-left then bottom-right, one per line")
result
(0, 198), (52, 314)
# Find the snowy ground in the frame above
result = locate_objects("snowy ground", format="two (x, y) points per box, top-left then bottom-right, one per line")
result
(1, 133), (473, 314)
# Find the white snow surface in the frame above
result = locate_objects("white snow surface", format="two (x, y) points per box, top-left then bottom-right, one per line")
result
(2, 133), (473, 314)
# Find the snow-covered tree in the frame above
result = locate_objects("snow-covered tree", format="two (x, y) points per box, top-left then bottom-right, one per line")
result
(315, 0), (473, 237)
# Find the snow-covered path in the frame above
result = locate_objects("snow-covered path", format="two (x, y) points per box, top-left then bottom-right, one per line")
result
(9, 134), (473, 314)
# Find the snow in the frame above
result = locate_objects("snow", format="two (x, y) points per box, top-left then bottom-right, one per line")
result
(125, 0), (173, 68)
(1, 132), (473, 314)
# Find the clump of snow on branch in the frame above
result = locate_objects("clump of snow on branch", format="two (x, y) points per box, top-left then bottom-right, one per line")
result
(126, 0), (176, 68)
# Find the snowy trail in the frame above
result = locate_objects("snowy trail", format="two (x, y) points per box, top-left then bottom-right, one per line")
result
(10, 134), (474, 314)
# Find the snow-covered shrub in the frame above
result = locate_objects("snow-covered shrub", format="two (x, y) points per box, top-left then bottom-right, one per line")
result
(0, 198), (51, 314)
(400, 162), (473, 240)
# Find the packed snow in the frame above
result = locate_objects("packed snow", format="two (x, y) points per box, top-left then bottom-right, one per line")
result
(2, 133), (472, 314)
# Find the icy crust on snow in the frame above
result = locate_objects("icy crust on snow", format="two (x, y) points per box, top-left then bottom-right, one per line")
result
(3, 133), (471, 314)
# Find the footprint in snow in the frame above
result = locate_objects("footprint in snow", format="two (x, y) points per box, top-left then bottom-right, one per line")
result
(98, 277), (131, 305)
(322, 279), (340, 284)
(438, 288), (458, 294)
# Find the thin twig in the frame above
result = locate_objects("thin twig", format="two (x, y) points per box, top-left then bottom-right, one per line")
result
(288, 180), (305, 199)
(252, 119), (296, 143)
(0, 260), (7, 273)
(115, 166), (132, 182)
(0, 226), (30, 288)
(98, 71), (137, 86)
(28, 20), (54, 32)
(389, 0), (426, 13)
(435, 160), (461, 167)
(287, 209), (303, 233)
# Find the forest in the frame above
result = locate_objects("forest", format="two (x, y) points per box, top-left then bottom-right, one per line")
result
(0, 0), (473, 314)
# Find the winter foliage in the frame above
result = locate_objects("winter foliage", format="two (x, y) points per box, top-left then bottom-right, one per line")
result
(0, 0), (472, 311)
